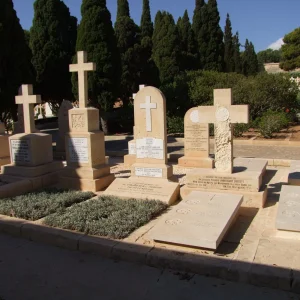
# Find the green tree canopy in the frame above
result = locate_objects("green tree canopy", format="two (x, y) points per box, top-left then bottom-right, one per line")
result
(280, 27), (300, 71)
(0, 0), (34, 122)
(232, 32), (242, 73)
(177, 10), (198, 71)
(258, 48), (282, 64)
(115, 0), (141, 98)
(242, 39), (259, 76)
(75, 0), (121, 112)
(224, 13), (234, 72)
(152, 11), (180, 86)
(30, 0), (77, 104)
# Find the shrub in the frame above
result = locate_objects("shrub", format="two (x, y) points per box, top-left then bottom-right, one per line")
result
(258, 111), (289, 139)
(167, 115), (184, 134)
(233, 123), (250, 137)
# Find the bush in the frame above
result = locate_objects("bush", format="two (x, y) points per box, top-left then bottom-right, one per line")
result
(167, 115), (184, 134)
(258, 111), (290, 139)
(233, 123), (250, 137)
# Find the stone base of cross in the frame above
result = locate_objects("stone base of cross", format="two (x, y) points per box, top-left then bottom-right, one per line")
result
(198, 89), (249, 173)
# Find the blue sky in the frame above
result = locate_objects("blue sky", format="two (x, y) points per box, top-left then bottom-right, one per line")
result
(12, 0), (300, 52)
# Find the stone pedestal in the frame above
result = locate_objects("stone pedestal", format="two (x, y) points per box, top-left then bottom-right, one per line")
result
(178, 107), (214, 168)
(0, 123), (10, 168)
(181, 158), (268, 208)
(124, 138), (136, 167)
(60, 108), (114, 192)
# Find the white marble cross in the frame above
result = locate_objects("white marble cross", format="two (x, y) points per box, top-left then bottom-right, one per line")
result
(69, 51), (96, 108)
(140, 96), (157, 132)
(198, 89), (249, 173)
(15, 85), (41, 134)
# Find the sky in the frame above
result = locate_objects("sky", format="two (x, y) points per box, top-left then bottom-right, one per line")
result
(12, 0), (300, 52)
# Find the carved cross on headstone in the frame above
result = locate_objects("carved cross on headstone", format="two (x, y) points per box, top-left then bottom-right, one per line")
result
(69, 51), (96, 108)
(15, 85), (41, 134)
(140, 96), (157, 132)
(198, 89), (249, 173)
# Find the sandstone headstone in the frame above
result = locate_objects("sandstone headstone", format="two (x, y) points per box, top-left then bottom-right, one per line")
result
(56, 100), (73, 154)
(1, 85), (63, 192)
(276, 185), (300, 232)
(178, 107), (214, 168)
(60, 51), (114, 192)
(104, 86), (180, 205)
(150, 191), (242, 250)
(0, 122), (10, 168)
(288, 160), (300, 186)
(45, 102), (54, 118)
(124, 85), (146, 167)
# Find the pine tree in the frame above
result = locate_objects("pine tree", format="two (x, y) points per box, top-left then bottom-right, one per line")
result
(75, 0), (121, 132)
(177, 10), (198, 71)
(115, 0), (140, 98)
(139, 0), (159, 86)
(205, 0), (224, 71)
(152, 11), (180, 86)
(30, 0), (77, 104)
(224, 13), (234, 72)
(192, 0), (208, 68)
(232, 32), (242, 73)
(242, 39), (259, 76)
(0, 0), (34, 122)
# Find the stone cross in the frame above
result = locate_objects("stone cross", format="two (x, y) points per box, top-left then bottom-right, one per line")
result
(140, 96), (157, 132)
(198, 89), (249, 173)
(69, 51), (96, 108)
(15, 85), (41, 134)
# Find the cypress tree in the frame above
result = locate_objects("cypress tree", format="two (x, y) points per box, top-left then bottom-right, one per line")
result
(205, 0), (224, 71)
(30, 0), (77, 104)
(0, 0), (34, 122)
(192, 0), (208, 68)
(177, 10), (198, 71)
(115, 0), (140, 99)
(75, 0), (121, 133)
(141, 0), (153, 38)
(152, 11), (180, 86)
(242, 39), (259, 76)
(232, 32), (242, 73)
(224, 13), (234, 72)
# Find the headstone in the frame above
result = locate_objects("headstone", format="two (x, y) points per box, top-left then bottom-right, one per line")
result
(1, 85), (63, 189)
(178, 107), (214, 168)
(55, 100), (73, 154)
(60, 51), (114, 192)
(181, 89), (268, 208)
(37, 104), (43, 119)
(124, 84), (146, 167)
(288, 160), (300, 186)
(45, 102), (54, 118)
(104, 86), (180, 205)
(150, 191), (242, 250)
(276, 185), (300, 232)
(0, 122), (10, 168)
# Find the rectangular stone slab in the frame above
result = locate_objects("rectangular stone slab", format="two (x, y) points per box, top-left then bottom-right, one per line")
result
(150, 191), (242, 250)
(102, 177), (180, 205)
(288, 160), (300, 186)
(276, 185), (300, 232)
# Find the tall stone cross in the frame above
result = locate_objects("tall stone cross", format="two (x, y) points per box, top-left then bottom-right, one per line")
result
(198, 89), (249, 173)
(140, 96), (157, 132)
(69, 51), (96, 108)
(15, 85), (41, 134)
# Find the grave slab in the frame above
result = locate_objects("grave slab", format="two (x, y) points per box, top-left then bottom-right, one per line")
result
(288, 160), (300, 186)
(178, 107), (214, 168)
(149, 191), (242, 250)
(276, 185), (300, 232)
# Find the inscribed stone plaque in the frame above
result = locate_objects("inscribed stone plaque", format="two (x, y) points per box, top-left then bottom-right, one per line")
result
(135, 167), (163, 178)
(185, 123), (209, 157)
(136, 137), (164, 159)
(150, 191), (242, 249)
(276, 185), (300, 232)
(68, 137), (89, 163)
(10, 140), (31, 163)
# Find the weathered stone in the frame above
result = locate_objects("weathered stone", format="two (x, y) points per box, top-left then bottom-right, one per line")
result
(288, 160), (300, 185)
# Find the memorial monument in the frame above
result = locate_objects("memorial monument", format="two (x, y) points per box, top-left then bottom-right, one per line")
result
(104, 86), (180, 204)
(60, 51), (114, 192)
(0, 122), (10, 168)
(178, 107), (214, 168)
(181, 89), (268, 208)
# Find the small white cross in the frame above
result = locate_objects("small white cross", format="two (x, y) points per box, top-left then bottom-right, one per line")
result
(140, 96), (157, 132)
(69, 51), (96, 108)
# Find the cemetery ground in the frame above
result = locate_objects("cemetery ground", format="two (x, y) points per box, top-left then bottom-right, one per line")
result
(1, 158), (300, 293)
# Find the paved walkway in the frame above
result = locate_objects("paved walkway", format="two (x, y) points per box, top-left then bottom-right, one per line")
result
(0, 234), (298, 300)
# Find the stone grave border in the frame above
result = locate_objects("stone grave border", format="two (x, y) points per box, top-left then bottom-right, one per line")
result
(0, 209), (299, 293)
